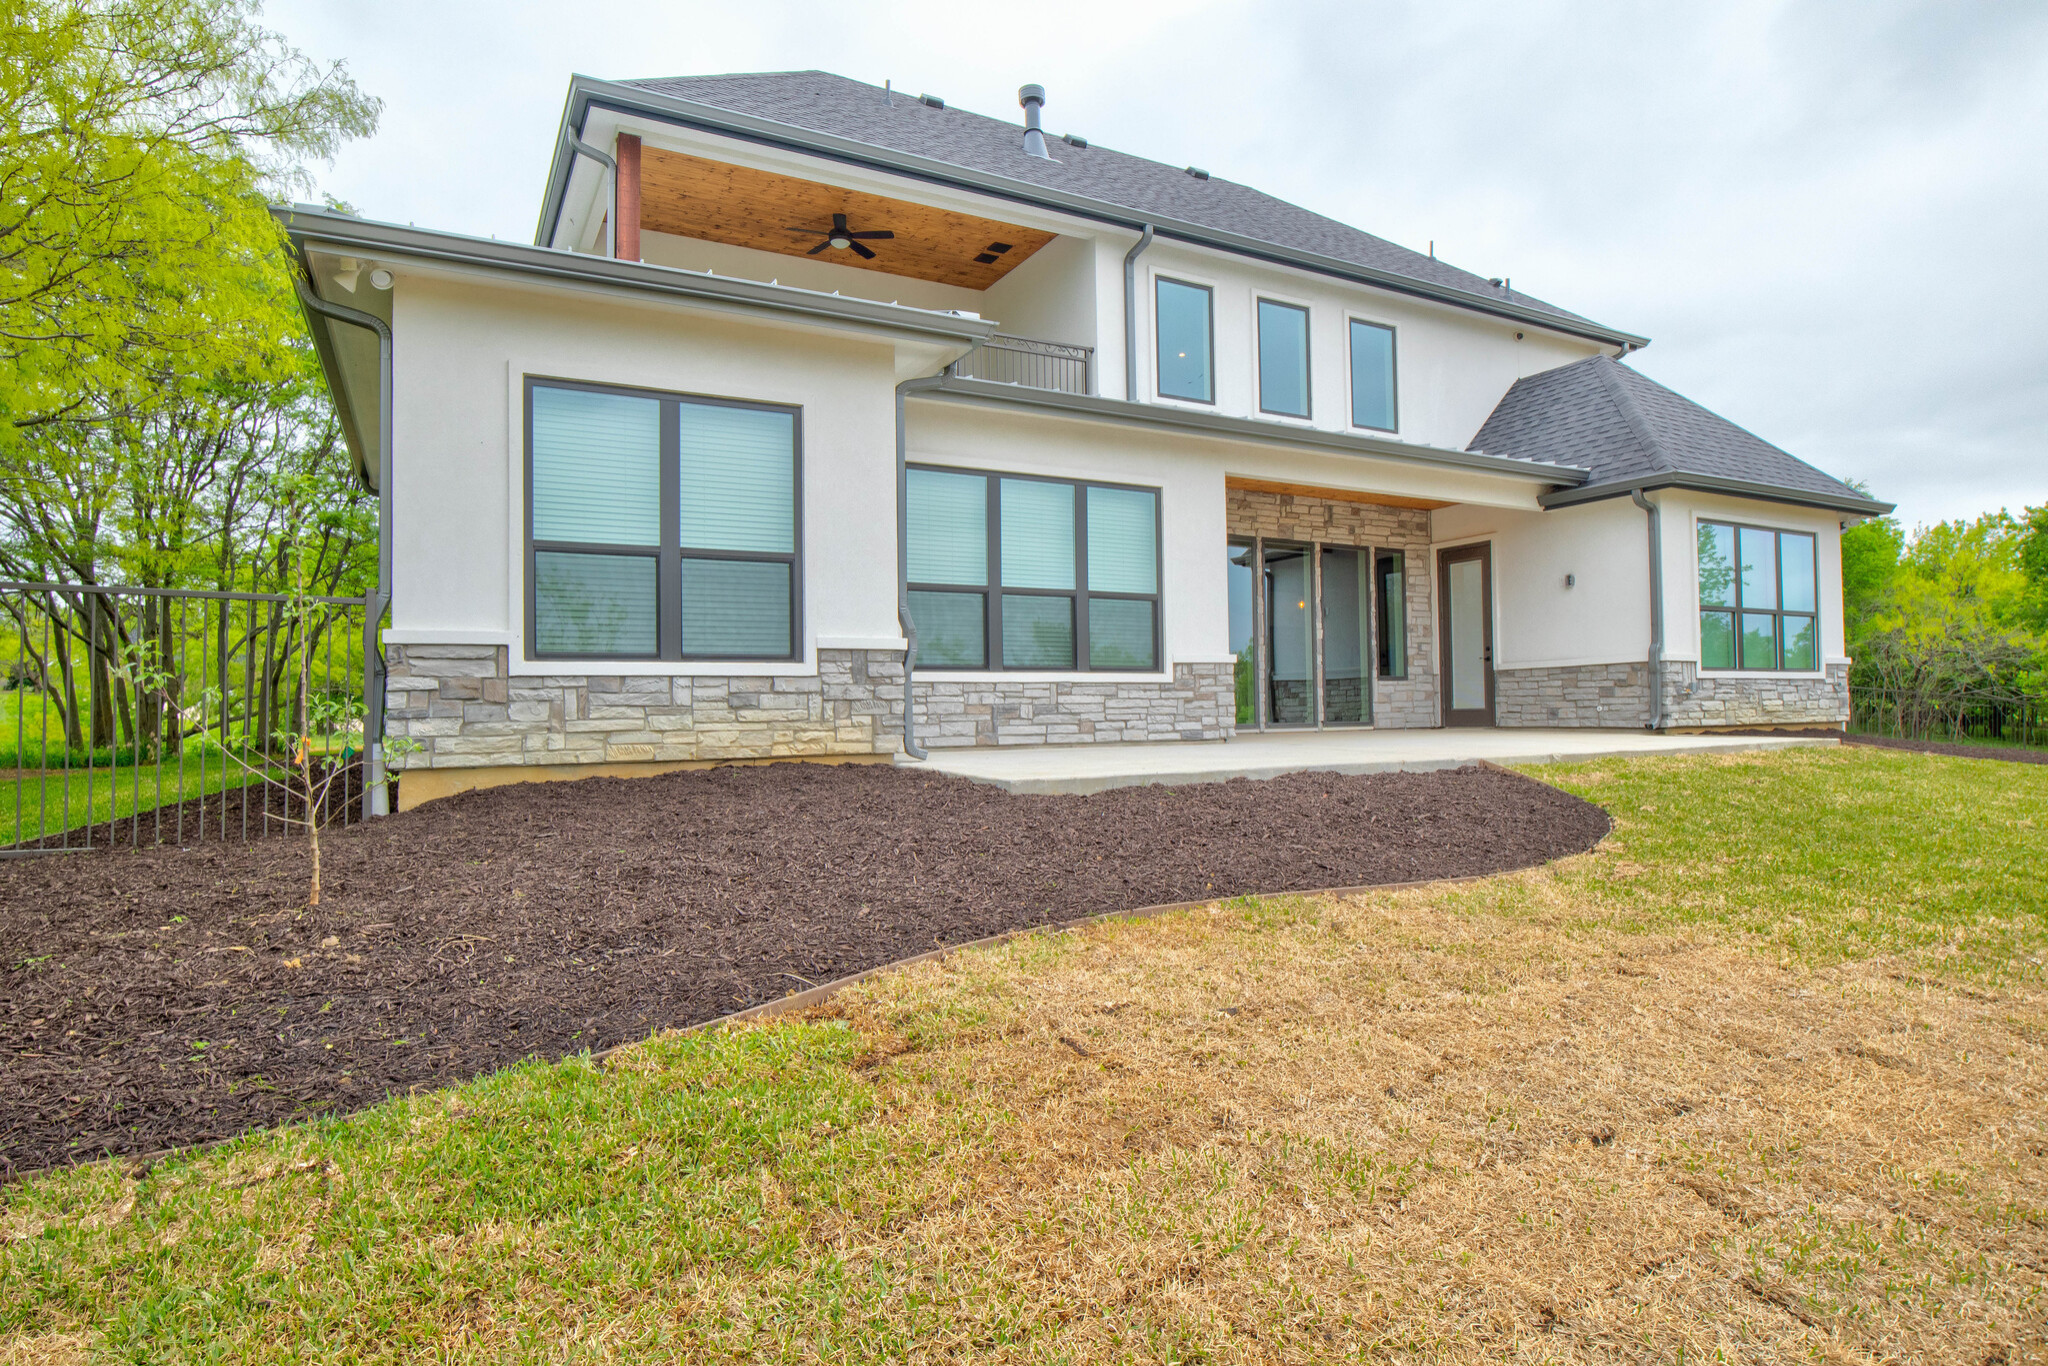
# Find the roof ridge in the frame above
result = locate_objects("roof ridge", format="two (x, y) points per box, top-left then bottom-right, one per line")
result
(1592, 357), (1674, 476)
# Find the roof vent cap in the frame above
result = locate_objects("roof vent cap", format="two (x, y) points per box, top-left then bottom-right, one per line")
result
(1018, 84), (1050, 158)
(1062, 132), (1088, 148)
(918, 93), (945, 110)
(1184, 165), (1210, 180)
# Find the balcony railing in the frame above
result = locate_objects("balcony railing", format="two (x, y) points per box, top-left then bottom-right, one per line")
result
(950, 334), (1094, 395)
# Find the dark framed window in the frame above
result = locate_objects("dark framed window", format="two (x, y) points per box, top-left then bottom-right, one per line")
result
(1375, 549), (1407, 677)
(1349, 318), (1397, 431)
(1257, 298), (1311, 417)
(906, 465), (1161, 672)
(1697, 520), (1817, 671)
(525, 376), (800, 662)
(1155, 276), (1214, 403)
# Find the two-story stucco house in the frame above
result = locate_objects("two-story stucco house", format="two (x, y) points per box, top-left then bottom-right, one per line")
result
(278, 71), (1893, 809)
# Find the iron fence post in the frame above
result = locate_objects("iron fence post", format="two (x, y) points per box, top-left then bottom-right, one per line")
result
(363, 589), (388, 817)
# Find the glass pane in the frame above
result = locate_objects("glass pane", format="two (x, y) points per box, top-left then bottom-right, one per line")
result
(908, 590), (985, 668)
(1350, 320), (1395, 430)
(1448, 557), (1486, 711)
(1376, 551), (1406, 678)
(1258, 299), (1310, 417)
(1156, 278), (1213, 402)
(1263, 545), (1313, 724)
(1739, 527), (1777, 610)
(1782, 614), (1817, 670)
(1321, 547), (1368, 724)
(530, 385), (661, 546)
(677, 402), (794, 554)
(1000, 479), (1076, 590)
(1700, 610), (1735, 670)
(1228, 543), (1255, 725)
(907, 469), (987, 586)
(1740, 612), (1778, 670)
(1780, 532), (1817, 612)
(1086, 486), (1157, 593)
(1001, 594), (1073, 669)
(681, 558), (791, 657)
(1089, 599), (1155, 670)
(534, 551), (657, 656)
(1697, 522), (1735, 607)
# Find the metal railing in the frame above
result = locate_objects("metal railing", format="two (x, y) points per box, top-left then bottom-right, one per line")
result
(1, 581), (386, 855)
(951, 334), (1095, 395)
(1849, 682), (2046, 751)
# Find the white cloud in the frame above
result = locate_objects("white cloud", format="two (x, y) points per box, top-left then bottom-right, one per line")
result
(268, 0), (2048, 527)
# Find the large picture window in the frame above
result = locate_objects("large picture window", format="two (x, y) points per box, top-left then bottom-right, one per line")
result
(1155, 276), (1214, 403)
(1349, 319), (1397, 432)
(906, 466), (1161, 672)
(1697, 520), (1817, 671)
(526, 377), (800, 661)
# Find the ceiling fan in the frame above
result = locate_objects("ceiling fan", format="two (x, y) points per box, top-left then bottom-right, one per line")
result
(784, 213), (894, 259)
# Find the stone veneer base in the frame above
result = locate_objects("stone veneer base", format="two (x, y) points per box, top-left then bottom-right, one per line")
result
(1494, 659), (1851, 730)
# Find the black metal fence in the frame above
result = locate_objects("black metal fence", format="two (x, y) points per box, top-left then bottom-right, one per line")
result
(951, 334), (1095, 395)
(1850, 682), (2047, 751)
(1, 581), (386, 855)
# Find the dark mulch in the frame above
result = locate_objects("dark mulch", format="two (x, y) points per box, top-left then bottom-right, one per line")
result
(0, 762), (1609, 1178)
(1841, 733), (2048, 766)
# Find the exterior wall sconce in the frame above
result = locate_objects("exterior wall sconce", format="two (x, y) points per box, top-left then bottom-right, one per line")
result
(1564, 573), (1576, 588)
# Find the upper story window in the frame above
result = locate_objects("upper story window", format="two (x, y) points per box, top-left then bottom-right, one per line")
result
(1349, 319), (1397, 432)
(1697, 521), (1817, 672)
(1257, 299), (1311, 418)
(526, 378), (800, 662)
(1155, 277), (1214, 403)
(906, 466), (1161, 672)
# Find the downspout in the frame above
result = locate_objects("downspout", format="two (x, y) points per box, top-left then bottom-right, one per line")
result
(1122, 223), (1154, 401)
(894, 379), (928, 759)
(560, 126), (617, 258)
(1630, 488), (1664, 731)
(293, 279), (394, 814)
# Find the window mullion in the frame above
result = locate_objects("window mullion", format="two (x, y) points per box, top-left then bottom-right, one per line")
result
(1074, 481), (1089, 672)
(986, 473), (1002, 671)
(658, 400), (680, 661)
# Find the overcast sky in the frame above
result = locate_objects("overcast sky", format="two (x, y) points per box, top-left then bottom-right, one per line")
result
(268, 0), (2047, 532)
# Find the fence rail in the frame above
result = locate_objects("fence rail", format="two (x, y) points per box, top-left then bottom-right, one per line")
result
(1, 580), (384, 856)
(951, 334), (1095, 395)
(1849, 682), (2046, 751)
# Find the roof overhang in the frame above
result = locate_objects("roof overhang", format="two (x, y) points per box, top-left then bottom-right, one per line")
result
(274, 204), (1000, 488)
(537, 75), (1652, 352)
(909, 376), (1591, 487)
(1539, 473), (1896, 518)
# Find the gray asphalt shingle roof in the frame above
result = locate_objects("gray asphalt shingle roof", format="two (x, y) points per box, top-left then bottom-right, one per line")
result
(617, 70), (1616, 337)
(1470, 355), (1873, 505)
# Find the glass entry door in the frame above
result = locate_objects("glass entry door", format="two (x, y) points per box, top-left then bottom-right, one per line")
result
(1437, 542), (1495, 727)
(1227, 538), (1376, 729)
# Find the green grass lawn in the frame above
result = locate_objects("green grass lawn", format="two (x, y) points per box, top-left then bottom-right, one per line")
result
(0, 748), (278, 846)
(2, 746), (2043, 1362)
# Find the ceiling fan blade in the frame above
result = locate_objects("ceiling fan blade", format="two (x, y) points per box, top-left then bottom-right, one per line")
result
(849, 240), (876, 259)
(832, 213), (849, 232)
(806, 240), (831, 255)
(847, 230), (894, 240)
(782, 225), (825, 233)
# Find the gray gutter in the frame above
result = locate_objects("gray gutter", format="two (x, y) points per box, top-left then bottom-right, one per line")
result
(893, 380), (926, 759)
(272, 206), (1003, 348)
(537, 76), (1651, 351)
(914, 376), (1590, 486)
(1541, 472), (1894, 518)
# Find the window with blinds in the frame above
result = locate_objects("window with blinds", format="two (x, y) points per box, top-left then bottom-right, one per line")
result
(905, 465), (1160, 672)
(525, 378), (799, 661)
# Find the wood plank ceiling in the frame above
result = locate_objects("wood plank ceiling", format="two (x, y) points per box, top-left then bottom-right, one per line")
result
(637, 147), (1056, 291)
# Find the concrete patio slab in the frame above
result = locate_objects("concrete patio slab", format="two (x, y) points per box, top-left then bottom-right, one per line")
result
(912, 728), (1837, 795)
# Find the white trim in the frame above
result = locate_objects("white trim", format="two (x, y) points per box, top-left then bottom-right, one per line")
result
(504, 656), (818, 678)
(918, 669), (1174, 684)
(386, 628), (514, 646)
(817, 635), (908, 652)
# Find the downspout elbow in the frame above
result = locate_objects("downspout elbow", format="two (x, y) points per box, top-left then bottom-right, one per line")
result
(894, 380), (927, 759)
(561, 127), (618, 259)
(1122, 224), (1154, 401)
(1630, 488), (1664, 731)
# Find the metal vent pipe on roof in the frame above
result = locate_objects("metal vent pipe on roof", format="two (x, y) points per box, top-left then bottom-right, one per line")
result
(1018, 84), (1050, 158)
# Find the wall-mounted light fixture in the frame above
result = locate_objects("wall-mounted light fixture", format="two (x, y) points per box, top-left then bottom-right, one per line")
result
(1564, 573), (1576, 588)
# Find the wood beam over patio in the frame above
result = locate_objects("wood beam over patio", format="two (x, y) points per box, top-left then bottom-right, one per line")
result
(1224, 476), (1452, 512)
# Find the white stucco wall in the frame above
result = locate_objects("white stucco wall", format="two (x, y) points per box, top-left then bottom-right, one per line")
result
(384, 269), (917, 675)
(1430, 499), (1652, 671)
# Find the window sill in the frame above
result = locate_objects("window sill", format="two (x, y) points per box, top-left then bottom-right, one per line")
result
(1693, 669), (1827, 679)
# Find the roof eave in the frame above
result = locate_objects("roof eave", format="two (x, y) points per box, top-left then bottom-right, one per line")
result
(540, 75), (1652, 351)
(1538, 473), (1895, 517)
(274, 204), (1002, 347)
(916, 376), (1589, 485)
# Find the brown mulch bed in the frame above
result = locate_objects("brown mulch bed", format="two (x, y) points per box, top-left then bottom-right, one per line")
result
(1841, 732), (2048, 765)
(0, 762), (1610, 1178)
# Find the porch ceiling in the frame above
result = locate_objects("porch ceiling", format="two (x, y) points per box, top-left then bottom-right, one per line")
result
(638, 147), (1056, 290)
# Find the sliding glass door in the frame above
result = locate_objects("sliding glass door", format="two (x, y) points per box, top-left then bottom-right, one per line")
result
(1229, 537), (1377, 730)
(1320, 547), (1370, 724)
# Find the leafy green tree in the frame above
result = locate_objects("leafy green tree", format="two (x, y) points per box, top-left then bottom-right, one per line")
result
(2018, 503), (2048, 630)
